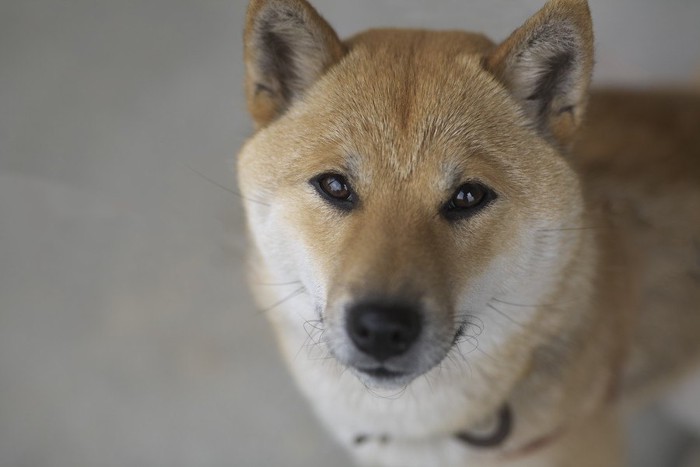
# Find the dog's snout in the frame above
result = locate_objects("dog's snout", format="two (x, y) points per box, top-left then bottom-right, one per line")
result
(346, 302), (422, 361)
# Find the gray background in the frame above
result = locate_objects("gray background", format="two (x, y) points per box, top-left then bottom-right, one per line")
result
(1, 1), (699, 466)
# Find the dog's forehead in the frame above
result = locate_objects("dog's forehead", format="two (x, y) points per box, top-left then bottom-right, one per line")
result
(306, 30), (526, 182)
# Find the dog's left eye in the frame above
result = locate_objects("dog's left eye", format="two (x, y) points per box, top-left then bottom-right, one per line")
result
(310, 173), (356, 210)
(443, 182), (496, 220)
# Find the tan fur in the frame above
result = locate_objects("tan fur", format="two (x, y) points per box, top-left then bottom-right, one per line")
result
(486, 0), (594, 148)
(575, 90), (700, 402)
(244, 0), (345, 128)
(238, 1), (700, 465)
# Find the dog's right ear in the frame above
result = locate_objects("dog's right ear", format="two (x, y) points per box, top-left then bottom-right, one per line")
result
(244, 0), (346, 128)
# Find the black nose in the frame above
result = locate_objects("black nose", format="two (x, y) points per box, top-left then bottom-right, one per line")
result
(346, 302), (422, 361)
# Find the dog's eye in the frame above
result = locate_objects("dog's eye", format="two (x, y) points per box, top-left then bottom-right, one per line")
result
(311, 173), (356, 210)
(443, 182), (495, 221)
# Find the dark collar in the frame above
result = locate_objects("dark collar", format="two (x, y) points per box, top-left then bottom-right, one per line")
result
(454, 404), (512, 448)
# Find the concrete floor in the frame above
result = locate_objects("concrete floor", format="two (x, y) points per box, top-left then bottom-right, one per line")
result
(0, 1), (698, 466)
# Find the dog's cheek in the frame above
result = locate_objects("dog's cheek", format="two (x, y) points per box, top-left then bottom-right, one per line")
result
(449, 211), (558, 347)
(446, 203), (522, 288)
(279, 193), (349, 297)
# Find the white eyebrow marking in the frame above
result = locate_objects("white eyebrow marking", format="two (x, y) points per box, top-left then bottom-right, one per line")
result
(440, 159), (465, 192)
(343, 151), (372, 185)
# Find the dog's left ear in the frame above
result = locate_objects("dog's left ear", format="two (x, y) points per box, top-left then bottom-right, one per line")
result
(244, 0), (346, 128)
(485, 0), (594, 149)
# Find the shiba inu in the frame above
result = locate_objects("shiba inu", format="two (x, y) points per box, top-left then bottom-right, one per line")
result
(236, 0), (700, 465)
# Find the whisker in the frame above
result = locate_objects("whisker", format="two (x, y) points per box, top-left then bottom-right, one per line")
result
(307, 353), (336, 361)
(486, 303), (527, 327)
(361, 380), (409, 401)
(454, 313), (485, 334)
(178, 162), (270, 206)
(491, 297), (550, 308)
(446, 340), (474, 377)
(474, 346), (498, 362)
(421, 373), (435, 393)
(452, 340), (468, 360)
(444, 352), (460, 370)
(298, 345), (329, 362)
(258, 286), (306, 314)
(295, 320), (329, 361)
(303, 320), (325, 333)
(294, 332), (315, 362)
(255, 280), (304, 287)
(462, 335), (478, 354)
(310, 329), (329, 348)
(535, 226), (603, 232)
(302, 320), (323, 340)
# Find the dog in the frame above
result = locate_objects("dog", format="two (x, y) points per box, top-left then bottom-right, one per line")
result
(237, 0), (700, 465)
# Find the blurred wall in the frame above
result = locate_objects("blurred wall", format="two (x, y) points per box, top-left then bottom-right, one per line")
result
(0, 1), (698, 467)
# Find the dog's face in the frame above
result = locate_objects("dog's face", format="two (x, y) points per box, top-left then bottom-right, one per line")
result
(239, 0), (594, 389)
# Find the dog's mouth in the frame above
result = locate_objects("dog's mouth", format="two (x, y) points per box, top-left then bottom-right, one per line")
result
(355, 366), (407, 379)
(352, 364), (416, 388)
(349, 324), (467, 385)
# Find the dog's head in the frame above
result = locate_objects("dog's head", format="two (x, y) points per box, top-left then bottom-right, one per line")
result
(239, 0), (594, 389)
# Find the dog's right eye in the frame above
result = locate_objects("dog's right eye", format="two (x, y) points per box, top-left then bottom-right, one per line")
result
(310, 173), (356, 211)
(442, 182), (496, 221)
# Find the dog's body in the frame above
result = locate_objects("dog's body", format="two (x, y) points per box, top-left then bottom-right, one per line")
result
(237, 1), (700, 465)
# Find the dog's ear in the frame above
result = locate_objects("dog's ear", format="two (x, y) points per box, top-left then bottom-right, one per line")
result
(485, 0), (594, 149)
(244, 0), (346, 128)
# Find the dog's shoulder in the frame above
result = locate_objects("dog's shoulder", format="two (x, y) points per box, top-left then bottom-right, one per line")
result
(574, 90), (700, 401)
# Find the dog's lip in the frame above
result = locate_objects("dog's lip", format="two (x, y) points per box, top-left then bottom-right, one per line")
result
(355, 366), (406, 379)
(351, 325), (467, 380)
